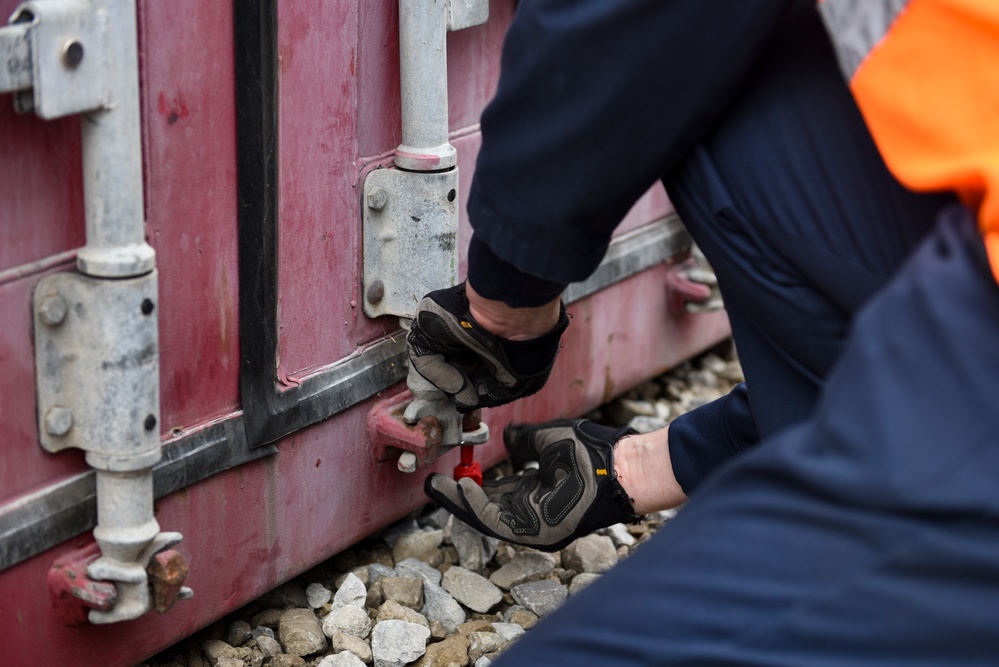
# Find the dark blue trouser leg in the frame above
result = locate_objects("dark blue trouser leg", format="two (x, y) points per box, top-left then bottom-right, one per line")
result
(662, 2), (953, 493)
(495, 207), (999, 666)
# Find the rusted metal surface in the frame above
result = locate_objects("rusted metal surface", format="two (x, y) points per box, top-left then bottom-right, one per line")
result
(148, 549), (189, 613)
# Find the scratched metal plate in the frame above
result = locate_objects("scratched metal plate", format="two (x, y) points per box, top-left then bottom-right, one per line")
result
(33, 270), (159, 463)
(362, 166), (460, 319)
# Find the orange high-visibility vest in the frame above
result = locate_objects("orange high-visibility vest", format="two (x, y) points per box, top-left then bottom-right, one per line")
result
(818, 0), (999, 281)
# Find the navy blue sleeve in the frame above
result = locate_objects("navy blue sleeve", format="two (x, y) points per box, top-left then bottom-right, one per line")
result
(667, 383), (761, 495)
(468, 0), (796, 285)
(467, 233), (568, 307)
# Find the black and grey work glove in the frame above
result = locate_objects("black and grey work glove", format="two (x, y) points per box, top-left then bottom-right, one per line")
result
(407, 282), (569, 412)
(425, 419), (642, 552)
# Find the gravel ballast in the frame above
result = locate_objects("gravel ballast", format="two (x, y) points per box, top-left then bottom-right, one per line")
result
(139, 346), (741, 667)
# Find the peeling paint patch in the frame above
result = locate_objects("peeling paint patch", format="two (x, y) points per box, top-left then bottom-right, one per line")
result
(157, 92), (190, 125)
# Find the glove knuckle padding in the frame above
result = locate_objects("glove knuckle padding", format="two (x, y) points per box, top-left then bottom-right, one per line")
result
(537, 438), (588, 526)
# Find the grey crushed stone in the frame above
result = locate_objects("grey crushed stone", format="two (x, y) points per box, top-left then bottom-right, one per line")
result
(322, 604), (372, 639)
(381, 576), (424, 609)
(568, 572), (601, 596)
(376, 599), (430, 629)
(510, 580), (569, 618)
(371, 620), (431, 667)
(307, 582), (333, 609)
(395, 557), (443, 588)
(421, 580), (467, 633)
(488, 550), (557, 590)
(441, 566), (503, 613)
(563, 534), (619, 574)
(319, 651), (367, 667)
(332, 572), (367, 609)
(144, 348), (739, 667)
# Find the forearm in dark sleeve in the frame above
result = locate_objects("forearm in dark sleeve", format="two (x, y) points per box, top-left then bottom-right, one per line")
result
(467, 233), (567, 307)
(469, 0), (795, 285)
(668, 383), (761, 495)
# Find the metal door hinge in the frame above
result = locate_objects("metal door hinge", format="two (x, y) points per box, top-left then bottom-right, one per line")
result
(33, 271), (160, 470)
(1, 0), (108, 118)
(362, 168), (460, 319)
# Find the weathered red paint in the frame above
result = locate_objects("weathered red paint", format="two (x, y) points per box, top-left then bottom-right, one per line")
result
(0, 1), (731, 665)
(367, 389), (446, 468)
(47, 542), (116, 627)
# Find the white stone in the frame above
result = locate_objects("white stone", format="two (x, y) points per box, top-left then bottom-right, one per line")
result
(322, 603), (372, 639)
(600, 523), (637, 548)
(333, 572), (368, 609)
(395, 558), (442, 588)
(318, 651), (367, 667)
(490, 622), (526, 643)
(307, 582), (333, 608)
(371, 620), (430, 667)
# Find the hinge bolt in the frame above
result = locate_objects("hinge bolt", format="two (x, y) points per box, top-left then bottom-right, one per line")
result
(367, 188), (388, 211)
(45, 407), (74, 437)
(39, 294), (68, 326)
(366, 279), (385, 304)
(62, 40), (85, 68)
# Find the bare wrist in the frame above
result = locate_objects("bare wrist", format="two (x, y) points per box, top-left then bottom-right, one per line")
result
(615, 426), (688, 514)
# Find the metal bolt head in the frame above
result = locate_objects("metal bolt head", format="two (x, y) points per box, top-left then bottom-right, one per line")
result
(39, 294), (68, 326)
(397, 451), (418, 473)
(63, 40), (84, 68)
(45, 406), (74, 436)
(366, 279), (385, 304)
(367, 188), (388, 211)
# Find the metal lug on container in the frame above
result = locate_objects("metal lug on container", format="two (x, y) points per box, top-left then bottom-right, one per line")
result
(44, 406), (74, 436)
(39, 293), (68, 325)
(147, 549), (191, 613)
(62, 39), (84, 68)
(367, 188), (388, 210)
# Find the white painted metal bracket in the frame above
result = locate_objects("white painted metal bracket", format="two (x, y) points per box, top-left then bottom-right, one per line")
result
(362, 167), (460, 319)
(446, 0), (489, 32)
(3, 0), (108, 118)
(33, 271), (160, 469)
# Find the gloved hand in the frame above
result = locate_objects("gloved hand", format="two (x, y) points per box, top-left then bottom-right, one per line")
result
(425, 419), (642, 552)
(407, 282), (569, 412)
